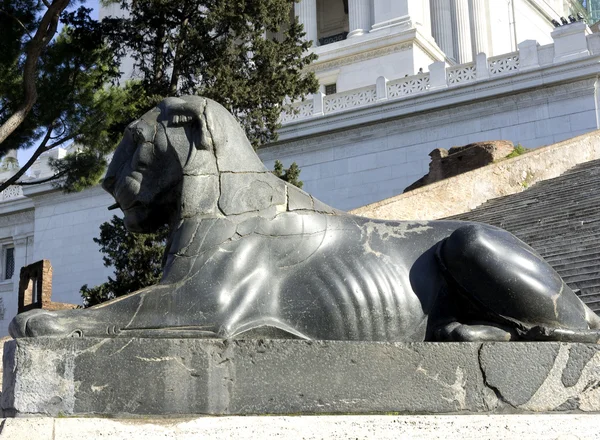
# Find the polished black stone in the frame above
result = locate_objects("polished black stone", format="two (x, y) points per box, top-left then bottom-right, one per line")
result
(9, 96), (600, 342)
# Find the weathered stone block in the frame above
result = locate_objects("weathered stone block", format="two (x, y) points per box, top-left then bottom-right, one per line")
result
(2, 339), (600, 417)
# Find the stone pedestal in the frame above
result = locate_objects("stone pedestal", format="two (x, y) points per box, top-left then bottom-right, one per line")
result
(552, 21), (591, 63)
(3, 338), (600, 417)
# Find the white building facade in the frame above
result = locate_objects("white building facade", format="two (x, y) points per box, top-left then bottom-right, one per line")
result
(0, 0), (595, 335)
(261, 0), (598, 210)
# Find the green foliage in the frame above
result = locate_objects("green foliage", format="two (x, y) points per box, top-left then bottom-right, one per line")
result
(272, 160), (303, 188)
(3, 0), (318, 192)
(0, 4), (121, 154)
(506, 144), (529, 159)
(100, 0), (318, 148)
(52, 82), (154, 191)
(80, 216), (168, 307)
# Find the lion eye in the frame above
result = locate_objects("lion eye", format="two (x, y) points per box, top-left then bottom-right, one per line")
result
(170, 114), (193, 126)
(132, 130), (144, 144)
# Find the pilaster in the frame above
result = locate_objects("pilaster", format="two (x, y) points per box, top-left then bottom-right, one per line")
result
(430, 0), (454, 60)
(469, 0), (489, 57)
(451, 0), (473, 64)
(347, 0), (371, 38)
(371, 0), (432, 35)
(294, 0), (318, 46)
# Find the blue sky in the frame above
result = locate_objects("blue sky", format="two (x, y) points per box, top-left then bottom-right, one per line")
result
(90, 1), (99, 20)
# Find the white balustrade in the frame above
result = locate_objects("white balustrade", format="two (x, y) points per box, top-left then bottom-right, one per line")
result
(0, 185), (23, 201)
(488, 52), (520, 76)
(447, 64), (477, 85)
(323, 86), (377, 114)
(387, 74), (430, 98)
(280, 100), (315, 123)
(278, 25), (595, 125)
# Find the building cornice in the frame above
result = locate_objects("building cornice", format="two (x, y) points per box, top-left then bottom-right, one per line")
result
(268, 54), (600, 147)
(0, 197), (34, 217)
(307, 26), (445, 73)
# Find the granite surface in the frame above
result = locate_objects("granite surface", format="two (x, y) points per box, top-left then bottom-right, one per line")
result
(3, 338), (600, 417)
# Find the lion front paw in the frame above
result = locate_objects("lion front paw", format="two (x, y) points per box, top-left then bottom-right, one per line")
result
(9, 309), (82, 338)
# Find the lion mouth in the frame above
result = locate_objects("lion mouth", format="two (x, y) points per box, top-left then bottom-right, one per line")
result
(123, 201), (145, 211)
(107, 199), (143, 212)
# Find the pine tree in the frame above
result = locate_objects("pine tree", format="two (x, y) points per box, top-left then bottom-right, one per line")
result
(80, 216), (168, 306)
(0, 3), (123, 190)
(1, 0), (318, 192)
(272, 160), (303, 189)
(98, 0), (318, 148)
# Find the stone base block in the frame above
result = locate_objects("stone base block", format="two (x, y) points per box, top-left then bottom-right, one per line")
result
(2, 338), (600, 417)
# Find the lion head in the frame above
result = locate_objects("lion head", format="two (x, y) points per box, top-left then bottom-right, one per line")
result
(103, 96), (271, 233)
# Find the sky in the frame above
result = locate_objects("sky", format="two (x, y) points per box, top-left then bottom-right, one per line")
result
(16, 1), (101, 167)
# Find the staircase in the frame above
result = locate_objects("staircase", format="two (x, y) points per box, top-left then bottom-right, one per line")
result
(446, 158), (600, 313)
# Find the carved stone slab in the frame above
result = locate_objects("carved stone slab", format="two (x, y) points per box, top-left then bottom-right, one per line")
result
(2, 338), (600, 417)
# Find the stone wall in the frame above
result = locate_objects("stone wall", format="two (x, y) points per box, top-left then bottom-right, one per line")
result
(351, 129), (600, 220)
(404, 140), (515, 192)
(24, 185), (116, 304)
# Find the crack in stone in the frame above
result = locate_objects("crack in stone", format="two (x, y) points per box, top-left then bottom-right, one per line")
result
(477, 343), (513, 410)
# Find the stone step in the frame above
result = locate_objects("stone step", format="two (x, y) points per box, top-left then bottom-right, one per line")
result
(3, 414), (600, 440)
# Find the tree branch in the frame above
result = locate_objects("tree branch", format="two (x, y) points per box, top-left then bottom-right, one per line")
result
(0, 143), (49, 193)
(46, 133), (76, 149)
(0, 125), (76, 193)
(0, 9), (34, 39)
(18, 170), (66, 186)
(0, 0), (71, 150)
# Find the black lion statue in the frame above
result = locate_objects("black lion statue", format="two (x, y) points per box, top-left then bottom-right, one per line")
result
(10, 96), (600, 342)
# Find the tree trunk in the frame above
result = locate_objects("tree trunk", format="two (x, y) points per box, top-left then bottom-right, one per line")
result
(169, 17), (190, 95)
(0, 0), (70, 151)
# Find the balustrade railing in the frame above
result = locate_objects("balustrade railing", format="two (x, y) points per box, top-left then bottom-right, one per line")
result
(280, 99), (315, 124)
(447, 63), (477, 85)
(0, 185), (23, 201)
(387, 74), (430, 98)
(323, 85), (377, 114)
(280, 24), (596, 125)
(488, 52), (520, 76)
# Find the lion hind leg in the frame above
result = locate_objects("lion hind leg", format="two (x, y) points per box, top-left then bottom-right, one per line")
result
(437, 224), (597, 335)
